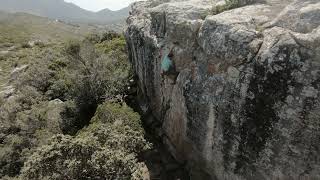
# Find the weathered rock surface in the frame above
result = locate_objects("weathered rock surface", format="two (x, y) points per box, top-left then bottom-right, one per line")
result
(125, 0), (320, 179)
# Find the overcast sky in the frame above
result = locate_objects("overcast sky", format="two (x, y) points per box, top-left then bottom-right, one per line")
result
(64, 0), (137, 11)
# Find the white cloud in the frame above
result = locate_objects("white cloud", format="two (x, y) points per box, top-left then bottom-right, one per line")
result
(64, 0), (137, 11)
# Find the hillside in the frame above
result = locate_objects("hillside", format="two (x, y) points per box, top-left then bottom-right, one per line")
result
(0, 11), (102, 44)
(0, 11), (103, 88)
(0, 10), (155, 179)
(1, 0), (319, 179)
(0, 8), (186, 179)
(0, 0), (129, 24)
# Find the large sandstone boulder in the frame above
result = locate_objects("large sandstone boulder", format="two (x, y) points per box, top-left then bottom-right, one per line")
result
(125, 0), (320, 179)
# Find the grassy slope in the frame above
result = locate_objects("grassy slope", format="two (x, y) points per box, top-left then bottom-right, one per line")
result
(0, 10), (145, 179)
(0, 11), (101, 44)
(0, 11), (103, 90)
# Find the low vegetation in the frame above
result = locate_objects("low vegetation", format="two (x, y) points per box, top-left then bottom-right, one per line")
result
(20, 102), (150, 180)
(0, 24), (149, 179)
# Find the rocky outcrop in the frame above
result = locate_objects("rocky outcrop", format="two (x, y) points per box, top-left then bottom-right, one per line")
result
(125, 0), (320, 179)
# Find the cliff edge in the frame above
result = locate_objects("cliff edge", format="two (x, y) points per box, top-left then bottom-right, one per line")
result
(125, 0), (320, 179)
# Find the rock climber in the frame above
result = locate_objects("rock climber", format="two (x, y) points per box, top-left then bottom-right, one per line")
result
(160, 48), (178, 83)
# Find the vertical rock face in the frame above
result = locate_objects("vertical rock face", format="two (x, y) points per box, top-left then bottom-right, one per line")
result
(125, 0), (320, 179)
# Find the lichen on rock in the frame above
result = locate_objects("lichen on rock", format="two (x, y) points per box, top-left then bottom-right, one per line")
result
(125, 0), (320, 179)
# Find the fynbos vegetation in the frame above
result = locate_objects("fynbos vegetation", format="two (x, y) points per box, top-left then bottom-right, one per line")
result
(0, 17), (149, 179)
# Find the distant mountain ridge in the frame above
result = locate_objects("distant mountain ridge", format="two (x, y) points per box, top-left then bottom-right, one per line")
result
(0, 0), (130, 24)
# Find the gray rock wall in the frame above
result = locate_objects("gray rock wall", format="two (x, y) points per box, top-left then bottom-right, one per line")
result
(125, 0), (320, 179)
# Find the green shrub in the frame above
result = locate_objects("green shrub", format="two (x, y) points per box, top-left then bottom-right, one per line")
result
(15, 86), (45, 109)
(85, 33), (101, 44)
(61, 39), (131, 134)
(20, 135), (101, 180)
(0, 86), (44, 126)
(0, 99), (60, 178)
(48, 58), (68, 71)
(21, 125), (149, 180)
(21, 102), (150, 179)
(0, 134), (27, 177)
(79, 122), (150, 156)
(0, 31), (139, 179)
(92, 102), (144, 133)
(100, 31), (121, 42)
(63, 39), (81, 58)
(60, 100), (80, 135)
(96, 36), (126, 54)
(45, 79), (69, 100)
(16, 64), (55, 93)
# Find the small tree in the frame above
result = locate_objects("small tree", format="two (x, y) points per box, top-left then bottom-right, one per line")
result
(61, 38), (131, 134)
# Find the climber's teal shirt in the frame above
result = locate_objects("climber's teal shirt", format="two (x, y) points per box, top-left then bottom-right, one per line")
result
(161, 55), (173, 72)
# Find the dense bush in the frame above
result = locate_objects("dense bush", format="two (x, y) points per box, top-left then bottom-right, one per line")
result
(85, 33), (101, 43)
(92, 102), (144, 133)
(96, 36), (126, 54)
(63, 39), (81, 58)
(0, 31), (144, 179)
(0, 133), (28, 177)
(100, 31), (122, 42)
(60, 36), (131, 134)
(20, 102), (150, 180)
(20, 134), (145, 180)
(88, 102), (151, 153)
(17, 64), (55, 93)
(0, 93), (63, 178)
(85, 31), (121, 44)
(0, 45), (65, 178)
